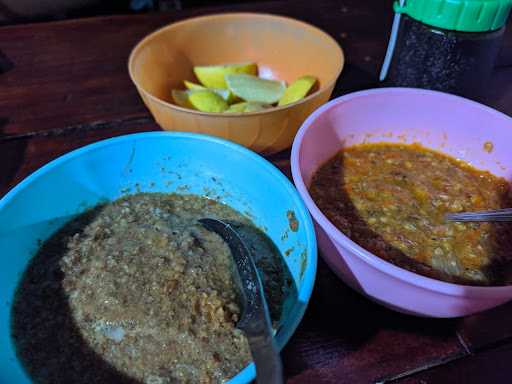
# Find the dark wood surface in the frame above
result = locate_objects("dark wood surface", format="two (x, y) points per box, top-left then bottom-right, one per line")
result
(1, 1), (511, 383)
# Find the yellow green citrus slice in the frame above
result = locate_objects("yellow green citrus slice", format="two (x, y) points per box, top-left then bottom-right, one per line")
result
(244, 102), (270, 112)
(225, 101), (270, 113)
(278, 75), (317, 106)
(225, 74), (286, 104)
(171, 89), (194, 109)
(184, 80), (236, 103)
(188, 90), (228, 112)
(226, 102), (247, 113)
(193, 63), (258, 89)
(183, 80), (205, 91)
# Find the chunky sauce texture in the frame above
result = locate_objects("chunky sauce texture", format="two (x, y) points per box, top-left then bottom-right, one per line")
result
(310, 143), (512, 285)
(12, 193), (289, 384)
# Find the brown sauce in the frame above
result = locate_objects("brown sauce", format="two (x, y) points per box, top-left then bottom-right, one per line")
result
(310, 143), (512, 285)
(11, 193), (291, 384)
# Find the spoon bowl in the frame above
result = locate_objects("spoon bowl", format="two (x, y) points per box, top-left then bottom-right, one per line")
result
(199, 218), (283, 384)
(445, 208), (512, 222)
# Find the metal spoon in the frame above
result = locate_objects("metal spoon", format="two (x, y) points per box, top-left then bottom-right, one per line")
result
(445, 208), (512, 222)
(198, 218), (283, 384)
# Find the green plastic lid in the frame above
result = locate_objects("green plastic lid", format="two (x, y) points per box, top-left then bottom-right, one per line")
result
(394, 0), (512, 32)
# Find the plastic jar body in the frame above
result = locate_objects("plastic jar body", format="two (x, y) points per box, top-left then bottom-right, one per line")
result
(384, 14), (505, 100)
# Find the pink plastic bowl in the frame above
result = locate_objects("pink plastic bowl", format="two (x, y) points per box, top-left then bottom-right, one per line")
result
(291, 88), (512, 318)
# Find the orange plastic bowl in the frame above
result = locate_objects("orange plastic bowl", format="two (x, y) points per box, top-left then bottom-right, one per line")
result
(128, 13), (344, 154)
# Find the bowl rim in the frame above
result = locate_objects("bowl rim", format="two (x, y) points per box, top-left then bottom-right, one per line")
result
(127, 12), (344, 117)
(291, 87), (512, 298)
(1, 131), (318, 384)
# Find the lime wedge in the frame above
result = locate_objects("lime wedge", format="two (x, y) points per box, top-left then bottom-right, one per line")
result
(244, 102), (270, 112)
(225, 101), (270, 113)
(194, 63), (258, 89)
(225, 74), (286, 104)
(172, 89), (194, 109)
(183, 80), (205, 91)
(184, 80), (236, 103)
(278, 75), (317, 106)
(188, 90), (228, 113)
(226, 102), (248, 113)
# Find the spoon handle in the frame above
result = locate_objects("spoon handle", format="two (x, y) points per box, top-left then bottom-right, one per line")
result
(198, 218), (283, 384)
(248, 333), (283, 384)
(445, 208), (512, 222)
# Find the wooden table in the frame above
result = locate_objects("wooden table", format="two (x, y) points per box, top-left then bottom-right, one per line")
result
(1, 1), (512, 382)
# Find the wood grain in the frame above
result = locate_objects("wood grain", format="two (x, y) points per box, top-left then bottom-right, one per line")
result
(395, 343), (512, 384)
(0, 118), (160, 196)
(0, 0), (393, 137)
(1, 1), (512, 382)
(282, 259), (464, 384)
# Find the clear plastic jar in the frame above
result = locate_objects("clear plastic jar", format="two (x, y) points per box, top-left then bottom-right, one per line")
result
(380, 0), (511, 101)
(384, 15), (505, 100)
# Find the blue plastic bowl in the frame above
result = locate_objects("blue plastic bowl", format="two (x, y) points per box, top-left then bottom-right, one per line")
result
(0, 132), (316, 384)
